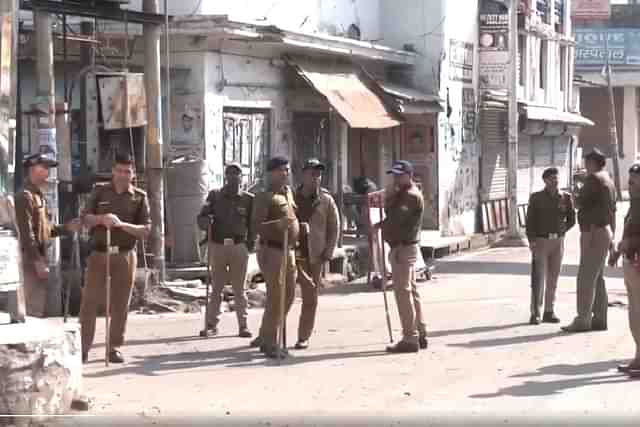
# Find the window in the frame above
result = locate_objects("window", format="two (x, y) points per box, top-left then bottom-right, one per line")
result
(537, 0), (550, 24)
(518, 35), (526, 86)
(539, 40), (548, 90)
(560, 46), (567, 91)
(555, 0), (565, 33)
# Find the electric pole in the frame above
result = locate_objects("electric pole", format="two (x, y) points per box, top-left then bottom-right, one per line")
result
(507, 0), (521, 238)
(604, 29), (623, 201)
(143, 0), (166, 283)
(33, 8), (62, 315)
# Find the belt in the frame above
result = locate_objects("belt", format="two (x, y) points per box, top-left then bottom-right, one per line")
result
(580, 224), (609, 232)
(212, 236), (246, 245)
(389, 240), (419, 249)
(536, 233), (564, 239)
(264, 240), (295, 250)
(92, 245), (135, 254)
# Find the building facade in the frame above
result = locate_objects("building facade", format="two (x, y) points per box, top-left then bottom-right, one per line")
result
(476, 0), (591, 233)
(573, 0), (640, 191)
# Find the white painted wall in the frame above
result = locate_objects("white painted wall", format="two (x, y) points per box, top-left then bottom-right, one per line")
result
(379, 0), (446, 94)
(126, 0), (380, 41)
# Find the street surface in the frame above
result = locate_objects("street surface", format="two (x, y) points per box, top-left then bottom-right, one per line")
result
(54, 204), (639, 426)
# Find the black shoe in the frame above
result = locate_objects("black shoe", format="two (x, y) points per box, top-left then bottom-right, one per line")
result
(591, 323), (608, 331)
(239, 327), (253, 338)
(529, 315), (541, 325)
(561, 321), (591, 333)
(386, 341), (419, 353)
(108, 349), (125, 364)
(250, 336), (263, 348)
(82, 352), (88, 364)
(618, 362), (640, 373)
(542, 312), (560, 324)
(199, 324), (218, 337)
(419, 333), (428, 350)
(263, 345), (289, 358)
(294, 340), (309, 350)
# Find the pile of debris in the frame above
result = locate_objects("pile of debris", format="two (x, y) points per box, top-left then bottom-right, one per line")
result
(136, 277), (268, 315)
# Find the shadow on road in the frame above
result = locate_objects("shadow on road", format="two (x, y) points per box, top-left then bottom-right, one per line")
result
(428, 322), (530, 338)
(447, 331), (561, 348)
(436, 261), (623, 279)
(510, 360), (626, 378)
(470, 361), (631, 398)
(91, 334), (226, 349)
(83, 345), (390, 378)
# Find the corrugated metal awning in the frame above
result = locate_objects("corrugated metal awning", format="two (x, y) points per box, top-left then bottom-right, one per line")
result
(287, 58), (401, 129)
(523, 105), (594, 127)
(377, 81), (444, 114)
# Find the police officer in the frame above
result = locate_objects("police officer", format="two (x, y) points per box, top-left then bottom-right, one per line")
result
(15, 154), (81, 317)
(80, 153), (151, 363)
(250, 156), (299, 359)
(293, 158), (340, 350)
(615, 163), (640, 374)
(197, 162), (255, 338)
(525, 167), (575, 325)
(375, 160), (427, 353)
(562, 148), (616, 333)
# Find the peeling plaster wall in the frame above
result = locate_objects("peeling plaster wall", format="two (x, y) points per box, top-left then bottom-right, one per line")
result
(437, 0), (480, 236)
(379, 0), (480, 236)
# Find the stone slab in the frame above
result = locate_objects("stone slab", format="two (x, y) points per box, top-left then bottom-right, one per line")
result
(0, 318), (82, 424)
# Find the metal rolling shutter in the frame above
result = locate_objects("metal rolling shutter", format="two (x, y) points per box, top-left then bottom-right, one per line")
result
(517, 135), (532, 204)
(480, 109), (508, 200)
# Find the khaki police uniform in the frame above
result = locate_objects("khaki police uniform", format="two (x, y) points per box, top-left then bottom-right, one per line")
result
(79, 182), (151, 356)
(382, 184), (426, 346)
(621, 196), (640, 367)
(294, 186), (340, 345)
(525, 189), (576, 319)
(252, 185), (299, 354)
(566, 170), (616, 331)
(15, 181), (69, 317)
(198, 186), (255, 332)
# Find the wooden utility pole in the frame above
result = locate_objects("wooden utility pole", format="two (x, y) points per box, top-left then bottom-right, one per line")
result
(143, 0), (166, 282)
(507, 0), (520, 237)
(33, 8), (62, 315)
(604, 31), (623, 201)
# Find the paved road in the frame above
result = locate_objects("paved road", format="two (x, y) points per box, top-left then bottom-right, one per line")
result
(54, 203), (639, 426)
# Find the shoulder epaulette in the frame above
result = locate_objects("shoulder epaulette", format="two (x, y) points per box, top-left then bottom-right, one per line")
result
(133, 187), (147, 196)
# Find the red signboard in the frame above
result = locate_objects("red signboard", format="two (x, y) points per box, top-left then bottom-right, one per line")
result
(572, 0), (611, 20)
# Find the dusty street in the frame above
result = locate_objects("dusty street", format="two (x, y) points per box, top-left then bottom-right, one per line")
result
(53, 205), (640, 426)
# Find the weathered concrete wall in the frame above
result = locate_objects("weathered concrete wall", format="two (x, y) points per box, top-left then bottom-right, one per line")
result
(379, 0), (480, 236)
(378, 0), (446, 94)
(0, 320), (82, 425)
(126, 0), (380, 41)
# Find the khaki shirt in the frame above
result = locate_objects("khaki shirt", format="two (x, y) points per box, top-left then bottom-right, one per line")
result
(576, 170), (616, 231)
(199, 186), (255, 245)
(253, 185), (299, 247)
(15, 181), (66, 262)
(382, 184), (424, 245)
(294, 187), (340, 263)
(525, 189), (575, 242)
(86, 182), (151, 251)
(623, 198), (640, 257)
